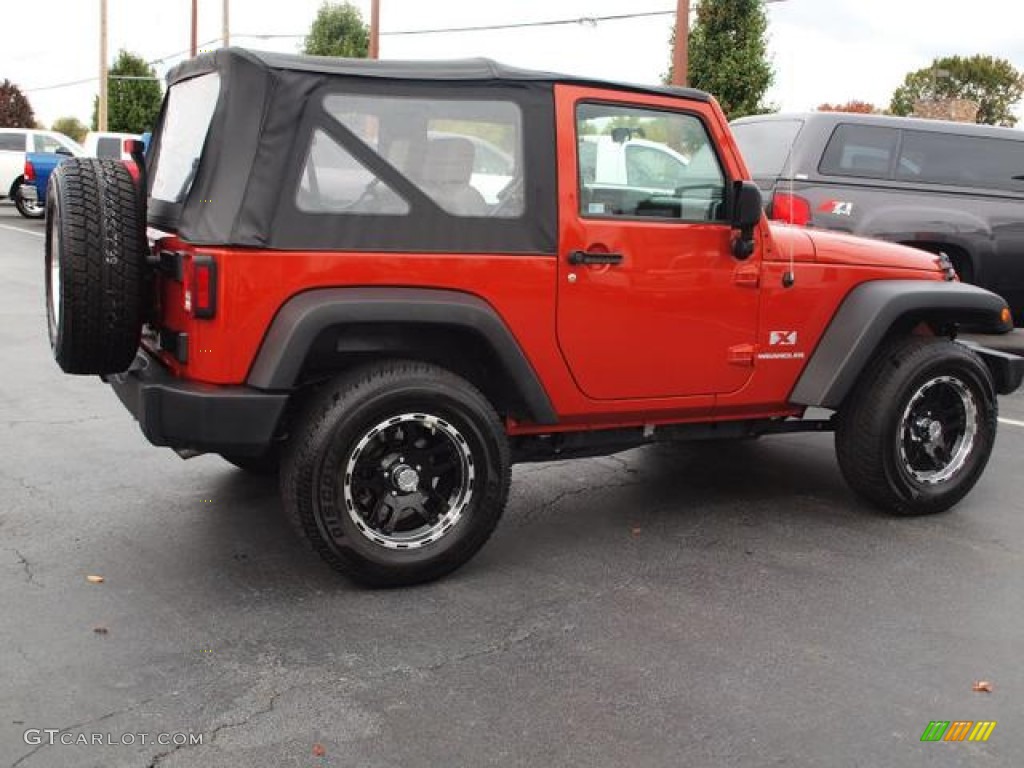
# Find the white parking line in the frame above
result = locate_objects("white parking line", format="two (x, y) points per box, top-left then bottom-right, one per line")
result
(0, 223), (44, 238)
(999, 417), (1024, 429)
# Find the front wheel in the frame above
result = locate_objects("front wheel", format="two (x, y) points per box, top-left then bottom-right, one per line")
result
(281, 361), (511, 587)
(836, 337), (997, 515)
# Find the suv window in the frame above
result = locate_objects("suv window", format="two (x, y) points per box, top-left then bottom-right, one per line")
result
(319, 94), (523, 217)
(0, 132), (25, 151)
(152, 73), (221, 203)
(730, 119), (803, 176)
(896, 129), (1024, 192)
(820, 124), (899, 178)
(576, 103), (725, 222)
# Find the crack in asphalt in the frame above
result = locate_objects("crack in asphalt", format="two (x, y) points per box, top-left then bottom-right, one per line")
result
(11, 549), (40, 587)
(10, 695), (161, 768)
(513, 477), (648, 527)
(146, 682), (305, 767)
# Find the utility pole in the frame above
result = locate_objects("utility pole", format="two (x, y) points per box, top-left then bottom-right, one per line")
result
(671, 0), (690, 87)
(222, 0), (230, 47)
(191, 0), (198, 57)
(369, 0), (380, 59)
(99, 0), (108, 131)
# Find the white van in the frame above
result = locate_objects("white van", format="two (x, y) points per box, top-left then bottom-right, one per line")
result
(83, 131), (141, 161)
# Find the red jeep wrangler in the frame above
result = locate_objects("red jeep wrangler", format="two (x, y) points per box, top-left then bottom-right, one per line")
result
(45, 49), (1023, 586)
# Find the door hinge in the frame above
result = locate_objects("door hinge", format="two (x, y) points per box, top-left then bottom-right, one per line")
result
(733, 263), (760, 288)
(728, 343), (756, 366)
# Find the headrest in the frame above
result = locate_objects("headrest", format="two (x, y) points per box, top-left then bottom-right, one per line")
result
(422, 137), (475, 186)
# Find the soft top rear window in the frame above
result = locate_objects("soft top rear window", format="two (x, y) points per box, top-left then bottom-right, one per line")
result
(731, 119), (803, 177)
(152, 73), (221, 203)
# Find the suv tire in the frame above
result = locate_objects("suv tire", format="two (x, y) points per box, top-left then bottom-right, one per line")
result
(45, 158), (145, 374)
(281, 361), (511, 587)
(835, 337), (997, 515)
(14, 184), (44, 219)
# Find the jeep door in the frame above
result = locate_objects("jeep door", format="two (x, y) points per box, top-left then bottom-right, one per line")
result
(554, 85), (759, 400)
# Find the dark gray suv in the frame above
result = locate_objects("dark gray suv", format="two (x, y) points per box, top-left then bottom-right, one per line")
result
(731, 112), (1024, 319)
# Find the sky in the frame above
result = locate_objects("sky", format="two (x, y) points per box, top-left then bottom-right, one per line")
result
(4, 0), (1024, 129)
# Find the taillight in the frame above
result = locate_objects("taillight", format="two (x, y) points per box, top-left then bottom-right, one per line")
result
(186, 254), (218, 319)
(771, 192), (811, 226)
(23, 160), (35, 183)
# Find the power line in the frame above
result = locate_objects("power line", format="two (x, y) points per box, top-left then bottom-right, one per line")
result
(24, 9), (696, 94)
(380, 10), (676, 36)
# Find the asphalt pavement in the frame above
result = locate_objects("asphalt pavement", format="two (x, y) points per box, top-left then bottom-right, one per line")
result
(2, 201), (1023, 767)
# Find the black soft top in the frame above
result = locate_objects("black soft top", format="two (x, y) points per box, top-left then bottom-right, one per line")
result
(166, 47), (711, 103)
(150, 48), (711, 252)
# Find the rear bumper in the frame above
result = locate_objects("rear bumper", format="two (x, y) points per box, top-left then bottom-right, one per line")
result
(105, 349), (288, 456)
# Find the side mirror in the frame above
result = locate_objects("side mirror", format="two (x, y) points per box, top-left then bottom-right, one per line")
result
(731, 180), (763, 260)
(54, 147), (73, 157)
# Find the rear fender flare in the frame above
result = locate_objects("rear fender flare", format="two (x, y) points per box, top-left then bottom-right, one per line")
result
(247, 287), (557, 425)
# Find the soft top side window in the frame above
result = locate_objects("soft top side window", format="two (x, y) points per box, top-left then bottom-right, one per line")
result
(313, 93), (525, 218)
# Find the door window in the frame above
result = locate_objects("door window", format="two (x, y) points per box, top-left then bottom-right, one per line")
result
(576, 103), (726, 222)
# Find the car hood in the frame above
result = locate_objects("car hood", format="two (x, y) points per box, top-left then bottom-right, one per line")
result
(768, 223), (941, 273)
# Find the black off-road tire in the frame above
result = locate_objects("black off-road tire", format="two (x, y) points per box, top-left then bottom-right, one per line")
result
(281, 361), (511, 587)
(14, 182), (44, 219)
(835, 336), (997, 516)
(45, 158), (146, 374)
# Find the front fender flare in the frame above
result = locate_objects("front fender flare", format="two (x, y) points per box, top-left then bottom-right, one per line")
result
(789, 280), (1011, 408)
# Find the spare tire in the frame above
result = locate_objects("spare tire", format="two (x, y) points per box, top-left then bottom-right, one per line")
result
(45, 158), (146, 374)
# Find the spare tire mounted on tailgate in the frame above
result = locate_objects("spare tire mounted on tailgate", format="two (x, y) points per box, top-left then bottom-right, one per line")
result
(45, 158), (146, 375)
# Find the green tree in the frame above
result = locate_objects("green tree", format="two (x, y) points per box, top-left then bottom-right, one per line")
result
(889, 55), (1024, 127)
(91, 50), (163, 133)
(303, 1), (370, 58)
(665, 0), (774, 120)
(52, 116), (88, 143)
(0, 79), (35, 128)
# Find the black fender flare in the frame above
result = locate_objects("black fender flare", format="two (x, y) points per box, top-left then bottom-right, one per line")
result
(789, 280), (1012, 408)
(247, 287), (558, 424)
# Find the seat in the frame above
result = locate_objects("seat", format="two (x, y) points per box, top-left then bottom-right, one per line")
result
(420, 137), (488, 216)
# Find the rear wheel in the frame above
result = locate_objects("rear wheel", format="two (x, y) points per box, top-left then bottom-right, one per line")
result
(836, 337), (997, 515)
(45, 158), (146, 374)
(14, 184), (44, 219)
(281, 361), (511, 587)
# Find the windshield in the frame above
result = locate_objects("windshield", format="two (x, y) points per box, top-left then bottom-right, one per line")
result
(151, 73), (221, 203)
(731, 119), (804, 177)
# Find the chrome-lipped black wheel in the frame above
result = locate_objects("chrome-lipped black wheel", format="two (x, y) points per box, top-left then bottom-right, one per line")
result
(282, 361), (510, 587)
(345, 413), (475, 549)
(836, 337), (996, 516)
(898, 375), (978, 485)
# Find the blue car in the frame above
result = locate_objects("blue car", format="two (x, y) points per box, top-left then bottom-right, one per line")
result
(22, 136), (150, 218)
(19, 152), (67, 218)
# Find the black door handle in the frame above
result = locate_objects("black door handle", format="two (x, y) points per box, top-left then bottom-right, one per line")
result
(568, 250), (624, 266)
